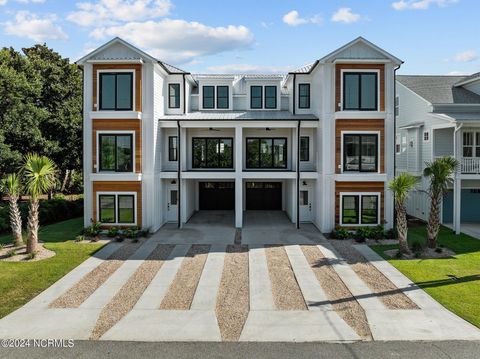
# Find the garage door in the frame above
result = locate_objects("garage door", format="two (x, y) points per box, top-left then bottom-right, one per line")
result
(199, 182), (235, 210)
(246, 182), (282, 210)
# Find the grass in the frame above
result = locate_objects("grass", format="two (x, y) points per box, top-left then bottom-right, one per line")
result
(371, 225), (480, 328)
(0, 217), (104, 319)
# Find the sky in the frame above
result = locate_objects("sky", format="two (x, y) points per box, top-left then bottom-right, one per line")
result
(0, 0), (479, 75)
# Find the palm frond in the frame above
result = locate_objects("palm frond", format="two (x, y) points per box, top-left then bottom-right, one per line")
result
(21, 153), (57, 200)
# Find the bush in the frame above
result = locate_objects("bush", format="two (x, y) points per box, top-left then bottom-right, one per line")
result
(83, 220), (101, 238)
(107, 227), (120, 238)
(52, 193), (66, 200)
(6, 248), (16, 257)
(330, 227), (350, 239)
(384, 227), (398, 240)
(410, 240), (424, 254)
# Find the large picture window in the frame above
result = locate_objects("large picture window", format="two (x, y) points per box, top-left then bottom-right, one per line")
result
(203, 86), (214, 109)
(264, 86), (277, 109)
(341, 194), (379, 225)
(298, 84), (310, 109)
(99, 72), (133, 111)
(246, 138), (287, 169)
(343, 72), (378, 111)
(98, 194), (135, 224)
(343, 133), (378, 172)
(99, 134), (133, 172)
(217, 86), (229, 109)
(192, 138), (233, 168)
(168, 84), (180, 108)
(251, 86), (262, 109)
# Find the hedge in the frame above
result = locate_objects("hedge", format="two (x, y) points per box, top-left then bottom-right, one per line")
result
(0, 199), (84, 234)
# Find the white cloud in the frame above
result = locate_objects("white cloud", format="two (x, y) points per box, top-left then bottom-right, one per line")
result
(392, 0), (458, 10)
(89, 19), (254, 64)
(67, 0), (172, 27)
(454, 50), (477, 62)
(206, 63), (293, 74)
(331, 7), (361, 24)
(447, 71), (469, 75)
(16, 0), (46, 3)
(0, 0), (7, 5)
(4, 11), (68, 41)
(282, 10), (322, 27)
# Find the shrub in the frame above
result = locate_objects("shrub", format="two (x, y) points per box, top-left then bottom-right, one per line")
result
(6, 248), (16, 257)
(384, 227), (398, 240)
(330, 227), (350, 239)
(107, 227), (119, 238)
(25, 251), (36, 260)
(53, 193), (66, 200)
(410, 240), (424, 254)
(83, 220), (102, 238)
(75, 235), (85, 242)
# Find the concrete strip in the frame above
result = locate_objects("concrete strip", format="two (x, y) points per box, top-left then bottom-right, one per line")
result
(239, 311), (361, 342)
(317, 242), (385, 311)
(134, 244), (190, 309)
(284, 245), (332, 311)
(101, 310), (221, 341)
(249, 246), (275, 311)
(190, 245), (226, 311)
(79, 240), (158, 309)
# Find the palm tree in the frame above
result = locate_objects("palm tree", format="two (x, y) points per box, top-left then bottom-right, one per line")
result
(1, 174), (24, 247)
(22, 154), (57, 254)
(424, 156), (459, 249)
(388, 173), (417, 255)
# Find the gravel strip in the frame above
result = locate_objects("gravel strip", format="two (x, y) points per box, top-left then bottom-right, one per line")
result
(330, 240), (418, 310)
(215, 245), (249, 341)
(90, 244), (175, 340)
(159, 244), (210, 310)
(50, 240), (145, 308)
(264, 245), (307, 311)
(301, 245), (372, 340)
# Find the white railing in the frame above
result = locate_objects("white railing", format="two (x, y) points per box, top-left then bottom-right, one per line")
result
(461, 157), (480, 174)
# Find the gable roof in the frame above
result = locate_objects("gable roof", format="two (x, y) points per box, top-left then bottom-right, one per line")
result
(289, 61), (319, 74)
(397, 75), (480, 104)
(454, 72), (480, 87)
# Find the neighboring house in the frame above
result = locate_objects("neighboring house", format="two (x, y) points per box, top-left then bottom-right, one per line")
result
(396, 73), (480, 234)
(77, 36), (401, 232)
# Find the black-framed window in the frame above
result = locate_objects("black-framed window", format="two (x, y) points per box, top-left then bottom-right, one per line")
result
(203, 86), (214, 109)
(341, 194), (379, 225)
(98, 194), (135, 224)
(99, 134), (133, 172)
(168, 83), (180, 108)
(217, 86), (229, 109)
(246, 138), (287, 169)
(343, 72), (378, 111)
(300, 136), (309, 161)
(169, 136), (177, 161)
(118, 195), (135, 224)
(299, 84), (310, 109)
(99, 72), (133, 111)
(265, 86), (277, 109)
(192, 138), (233, 168)
(251, 86), (262, 109)
(99, 195), (116, 223)
(343, 134), (378, 172)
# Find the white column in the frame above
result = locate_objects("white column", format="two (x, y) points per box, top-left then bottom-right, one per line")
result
(83, 64), (93, 227)
(235, 125), (243, 228)
(179, 125), (187, 227)
(454, 178), (461, 235)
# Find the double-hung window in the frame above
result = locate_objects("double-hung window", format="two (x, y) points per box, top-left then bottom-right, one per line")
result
(168, 84), (180, 108)
(251, 86), (262, 109)
(217, 86), (229, 109)
(99, 134), (133, 172)
(99, 72), (133, 111)
(192, 138), (233, 168)
(300, 136), (309, 161)
(343, 134), (378, 172)
(99, 194), (135, 224)
(298, 84), (310, 109)
(463, 131), (480, 157)
(343, 72), (378, 111)
(203, 86), (215, 109)
(341, 194), (379, 225)
(246, 138), (287, 169)
(264, 86), (277, 109)
(169, 136), (177, 161)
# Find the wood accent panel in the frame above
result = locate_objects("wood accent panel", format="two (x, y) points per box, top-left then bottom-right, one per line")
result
(335, 119), (385, 174)
(92, 181), (142, 227)
(92, 64), (142, 112)
(92, 119), (142, 173)
(335, 64), (385, 112)
(335, 181), (385, 226)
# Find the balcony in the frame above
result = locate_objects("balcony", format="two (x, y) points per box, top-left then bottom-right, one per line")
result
(461, 157), (480, 174)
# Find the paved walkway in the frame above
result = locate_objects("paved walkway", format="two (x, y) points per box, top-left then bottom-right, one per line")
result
(0, 211), (479, 342)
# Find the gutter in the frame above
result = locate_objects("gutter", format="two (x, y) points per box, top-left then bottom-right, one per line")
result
(182, 74), (186, 114)
(177, 120), (181, 228)
(296, 119), (301, 229)
(452, 122), (463, 234)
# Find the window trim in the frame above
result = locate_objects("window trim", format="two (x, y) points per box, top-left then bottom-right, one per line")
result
(298, 83), (311, 109)
(168, 83), (181, 109)
(245, 137), (288, 169)
(97, 192), (137, 226)
(339, 192), (381, 226)
(216, 85), (229, 109)
(250, 85), (263, 109)
(98, 70), (135, 111)
(300, 136), (310, 162)
(395, 134), (401, 155)
(202, 86), (215, 109)
(340, 70), (379, 111)
(341, 131), (380, 173)
(264, 85), (277, 109)
(463, 131), (480, 158)
(168, 136), (178, 162)
(97, 131), (135, 173)
(423, 131), (430, 143)
(191, 137), (234, 169)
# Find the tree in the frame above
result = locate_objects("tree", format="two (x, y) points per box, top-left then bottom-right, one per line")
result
(22, 154), (57, 254)
(0, 173), (23, 247)
(388, 173), (417, 255)
(424, 156), (459, 249)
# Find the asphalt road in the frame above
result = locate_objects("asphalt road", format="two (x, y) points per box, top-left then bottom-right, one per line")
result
(1, 341), (480, 359)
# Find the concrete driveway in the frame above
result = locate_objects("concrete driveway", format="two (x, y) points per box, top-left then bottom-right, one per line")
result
(0, 210), (479, 342)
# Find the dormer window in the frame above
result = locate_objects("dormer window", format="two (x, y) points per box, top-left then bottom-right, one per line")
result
(99, 72), (133, 111)
(203, 86), (215, 109)
(250, 85), (277, 109)
(168, 84), (180, 109)
(343, 72), (377, 111)
(217, 86), (229, 109)
(251, 86), (262, 109)
(265, 86), (277, 109)
(202, 86), (229, 109)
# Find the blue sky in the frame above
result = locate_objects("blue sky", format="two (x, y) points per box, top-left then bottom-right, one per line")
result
(0, 0), (478, 75)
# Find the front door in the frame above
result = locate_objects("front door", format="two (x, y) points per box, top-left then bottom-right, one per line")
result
(299, 188), (312, 222)
(167, 185), (178, 222)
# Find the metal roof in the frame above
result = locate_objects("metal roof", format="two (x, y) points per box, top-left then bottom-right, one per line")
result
(159, 111), (318, 121)
(454, 72), (480, 87)
(289, 61), (319, 74)
(397, 75), (480, 104)
(399, 121), (424, 129)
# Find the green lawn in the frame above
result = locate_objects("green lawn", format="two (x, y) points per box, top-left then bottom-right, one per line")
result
(371, 225), (480, 328)
(0, 218), (104, 319)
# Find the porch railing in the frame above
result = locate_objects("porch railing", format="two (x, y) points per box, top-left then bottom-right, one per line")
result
(461, 157), (480, 174)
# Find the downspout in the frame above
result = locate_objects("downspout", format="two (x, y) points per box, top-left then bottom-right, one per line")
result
(182, 74), (186, 114)
(292, 74), (296, 115)
(296, 119), (301, 229)
(177, 120), (181, 228)
(453, 122), (463, 234)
